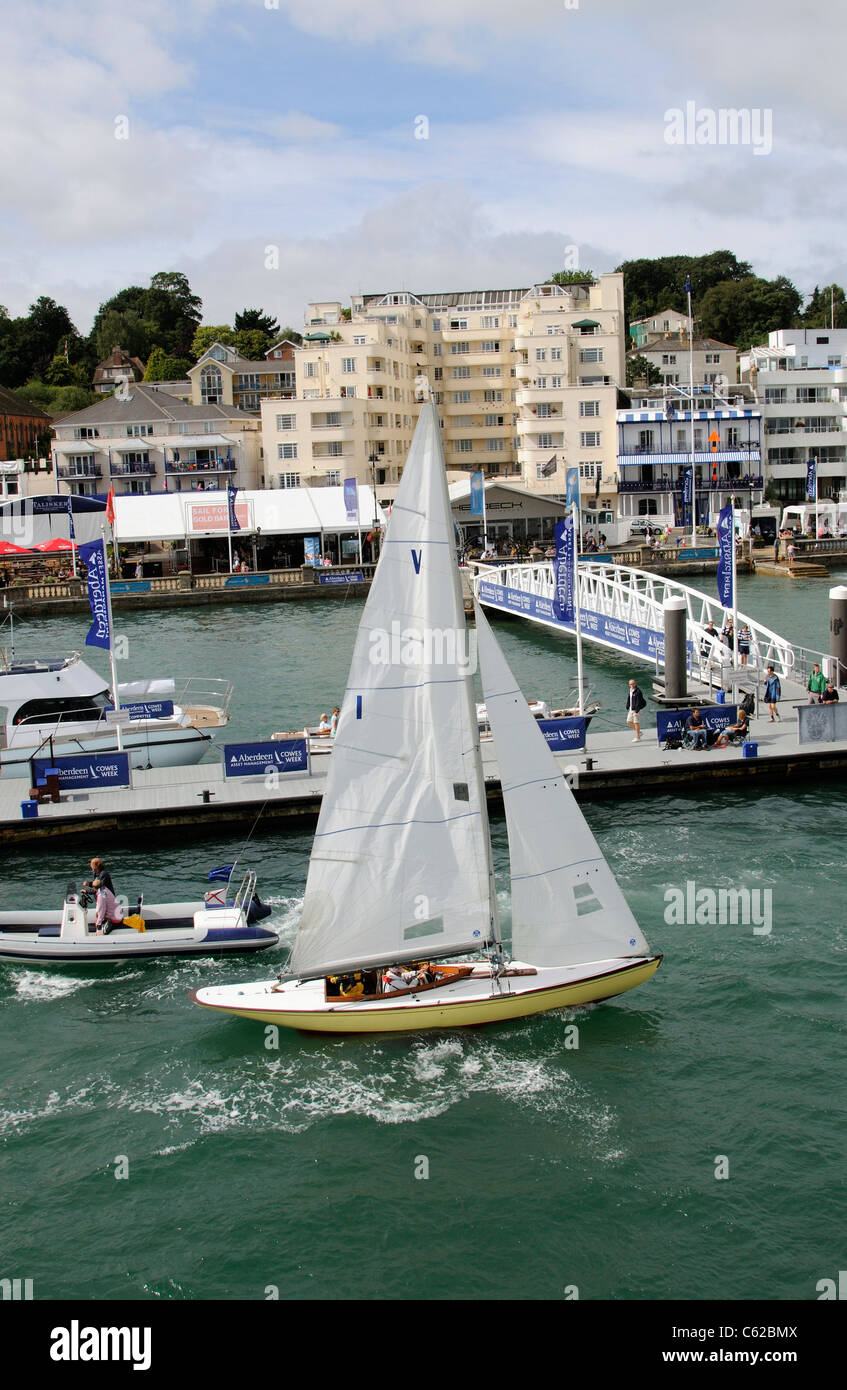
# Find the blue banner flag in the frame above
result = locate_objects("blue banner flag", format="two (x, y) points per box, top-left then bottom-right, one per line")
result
(552, 517), (575, 623)
(78, 539), (111, 650)
(66, 496), (75, 541)
(715, 504), (734, 610)
(684, 276), (692, 294)
(343, 477), (359, 523)
(682, 465), (693, 527)
(227, 481), (240, 532)
(565, 467), (580, 508)
(469, 471), (484, 516)
(806, 458), (817, 501)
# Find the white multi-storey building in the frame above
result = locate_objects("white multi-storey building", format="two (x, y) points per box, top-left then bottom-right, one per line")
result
(741, 329), (847, 504)
(260, 276), (627, 518)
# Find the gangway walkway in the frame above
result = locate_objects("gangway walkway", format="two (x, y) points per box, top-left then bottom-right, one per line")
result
(469, 560), (827, 691)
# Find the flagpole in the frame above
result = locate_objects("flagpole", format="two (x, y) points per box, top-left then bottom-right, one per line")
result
(572, 500), (585, 715)
(731, 499), (738, 664)
(101, 525), (123, 752)
(67, 497), (77, 578)
(482, 482), (488, 553)
(687, 278), (696, 549)
(227, 489), (233, 573)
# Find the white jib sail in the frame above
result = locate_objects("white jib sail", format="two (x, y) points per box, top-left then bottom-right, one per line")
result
(474, 602), (650, 967)
(290, 402), (498, 980)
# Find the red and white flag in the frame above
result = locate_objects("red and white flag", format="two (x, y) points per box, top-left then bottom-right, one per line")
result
(105, 486), (116, 527)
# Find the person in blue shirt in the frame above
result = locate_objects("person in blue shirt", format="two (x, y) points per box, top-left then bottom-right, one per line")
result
(764, 666), (781, 721)
(687, 708), (708, 749)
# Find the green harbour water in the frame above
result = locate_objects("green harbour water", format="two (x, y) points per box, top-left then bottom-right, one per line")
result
(1, 570), (846, 1301)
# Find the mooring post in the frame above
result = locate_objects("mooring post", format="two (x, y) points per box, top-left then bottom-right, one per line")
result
(663, 595), (688, 701)
(829, 585), (847, 685)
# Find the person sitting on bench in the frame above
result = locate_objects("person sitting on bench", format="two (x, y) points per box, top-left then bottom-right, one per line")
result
(687, 708), (708, 750)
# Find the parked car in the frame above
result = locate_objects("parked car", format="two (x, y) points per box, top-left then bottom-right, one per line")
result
(629, 520), (664, 537)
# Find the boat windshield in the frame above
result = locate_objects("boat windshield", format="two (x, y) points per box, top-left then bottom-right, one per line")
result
(12, 690), (112, 726)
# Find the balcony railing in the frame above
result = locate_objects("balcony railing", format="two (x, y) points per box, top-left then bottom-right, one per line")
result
(57, 464), (101, 480)
(617, 475), (764, 494)
(164, 459), (237, 475)
(110, 461), (156, 476)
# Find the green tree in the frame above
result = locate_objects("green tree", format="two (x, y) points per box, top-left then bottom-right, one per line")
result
(233, 328), (271, 359)
(626, 354), (662, 387)
(276, 325), (303, 346)
(191, 325), (236, 360)
(618, 251), (753, 325)
(800, 284), (847, 330)
(548, 269), (596, 285)
(143, 346), (192, 381)
(89, 271), (202, 364)
(697, 275), (802, 350)
(234, 307), (280, 338)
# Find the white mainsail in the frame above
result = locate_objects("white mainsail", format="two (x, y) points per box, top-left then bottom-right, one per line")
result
(289, 402), (498, 980)
(474, 602), (650, 967)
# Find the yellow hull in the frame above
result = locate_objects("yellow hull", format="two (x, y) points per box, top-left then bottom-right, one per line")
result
(193, 956), (662, 1034)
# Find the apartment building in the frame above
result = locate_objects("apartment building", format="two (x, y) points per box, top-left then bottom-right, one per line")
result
(188, 340), (298, 412)
(741, 329), (847, 503)
(51, 386), (264, 496)
(260, 275), (627, 516)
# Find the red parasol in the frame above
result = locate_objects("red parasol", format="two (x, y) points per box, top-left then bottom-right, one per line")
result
(31, 537), (78, 553)
(0, 541), (35, 555)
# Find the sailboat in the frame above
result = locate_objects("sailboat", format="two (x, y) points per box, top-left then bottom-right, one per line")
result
(191, 402), (661, 1033)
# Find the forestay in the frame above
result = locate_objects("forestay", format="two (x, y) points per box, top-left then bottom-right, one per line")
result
(289, 402), (498, 980)
(474, 603), (650, 967)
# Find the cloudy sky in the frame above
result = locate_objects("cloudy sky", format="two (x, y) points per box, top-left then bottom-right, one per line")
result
(1, 0), (844, 331)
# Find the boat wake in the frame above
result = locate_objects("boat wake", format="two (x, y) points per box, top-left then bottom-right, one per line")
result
(7, 970), (102, 1001)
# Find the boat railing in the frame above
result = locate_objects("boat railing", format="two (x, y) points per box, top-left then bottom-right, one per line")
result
(230, 868), (257, 918)
(172, 676), (234, 719)
(0, 650), (80, 674)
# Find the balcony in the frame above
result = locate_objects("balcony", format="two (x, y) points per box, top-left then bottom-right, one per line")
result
(57, 464), (101, 480)
(617, 475), (764, 494)
(165, 458), (237, 475)
(618, 447), (761, 466)
(110, 461), (156, 477)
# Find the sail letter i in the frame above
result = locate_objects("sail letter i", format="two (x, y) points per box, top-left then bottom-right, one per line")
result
(411, 549), (422, 574)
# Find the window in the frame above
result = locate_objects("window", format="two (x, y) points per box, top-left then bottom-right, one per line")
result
(276, 414), (295, 430)
(579, 400), (600, 417)
(277, 443), (298, 460)
(580, 431), (601, 448)
(484, 390), (503, 402)
(342, 358), (356, 373)
(486, 439), (504, 452)
(323, 412), (341, 426)
(341, 385), (356, 398)
(453, 415), (472, 428)
(579, 348), (603, 363)
(453, 391), (472, 404)
(73, 427), (98, 439)
(482, 365), (501, 377)
(579, 461), (599, 479)
(450, 342), (470, 354)
(481, 340), (500, 352)
(537, 433), (554, 450)
(456, 439), (473, 452)
(353, 336), (366, 345)
(535, 349), (547, 362)
(482, 316), (500, 328)
(126, 424), (153, 437)
(451, 366), (471, 378)
(200, 366), (222, 404)
(484, 414), (505, 427)
(432, 319), (441, 331)
(449, 318), (468, 330)
(638, 429), (654, 450)
(281, 472), (301, 488)
(535, 377), (548, 389)
(536, 403), (553, 419)
(326, 442), (343, 457)
(432, 344), (441, 356)
(303, 362), (317, 378)
(432, 367), (443, 381)
(662, 354), (677, 365)
(551, 348), (562, 361)
(829, 356), (842, 368)
(508, 315), (518, 328)
(325, 470), (341, 486)
(551, 376), (563, 388)
(764, 388), (787, 403)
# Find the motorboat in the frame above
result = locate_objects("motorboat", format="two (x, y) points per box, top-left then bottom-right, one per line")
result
(0, 867), (277, 962)
(192, 402), (661, 1034)
(0, 648), (232, 779)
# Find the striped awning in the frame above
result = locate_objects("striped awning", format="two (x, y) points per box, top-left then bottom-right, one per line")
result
(618, 451), (761, 465)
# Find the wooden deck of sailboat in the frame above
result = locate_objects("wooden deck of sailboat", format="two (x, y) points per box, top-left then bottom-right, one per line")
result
(190, 956), (662, 1033)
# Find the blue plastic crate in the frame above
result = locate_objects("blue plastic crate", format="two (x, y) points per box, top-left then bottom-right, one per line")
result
(742, 741), (758, 758)
(20, 800), (39, 819)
